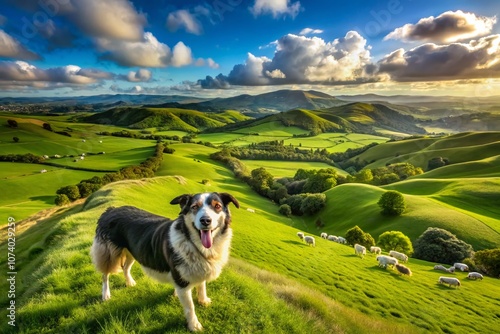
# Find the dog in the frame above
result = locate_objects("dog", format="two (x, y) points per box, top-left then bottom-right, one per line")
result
(90, 192), (239, 331)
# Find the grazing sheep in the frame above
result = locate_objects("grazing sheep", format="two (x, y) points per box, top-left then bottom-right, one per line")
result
(467, 272), (484, 280)
(304, 236), (315, 247)
(327, 235), (338, 242)
(297, 232), (305, 241)
(81, 153), (85, 156)
(395, 263), (412, 276)
(370, 246), (382, 255)
(377, 255), (398, 269)
(43, 155), (49, 159)
(354, 244), (366, 258)
(447, 266), (455, 273)
(438, 276), (461, 288)
(321, 232), (328, 239)
(40, 169), (47, 173)
(54, 154), (60, 158)
(246, 208), (255, 213)
(434, 264), (456, 273)
(80, 156), (85, 160)
(82, 139), (86, 142)
(99, 140), (103, 143)
(337, 236), (347, 244)
(389, 250), (408, 263)
(453, 263), (469, 272)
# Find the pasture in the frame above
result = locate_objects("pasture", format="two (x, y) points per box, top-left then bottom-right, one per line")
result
(1, 176), (499, 334)
(242, 160), (348, 178)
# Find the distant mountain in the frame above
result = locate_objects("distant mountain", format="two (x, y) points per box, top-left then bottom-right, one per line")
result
(148, 90), (346, 116)
(424, 113), (500, 132)
(83, 107), (252, 132)
(209, 102), (426, 136)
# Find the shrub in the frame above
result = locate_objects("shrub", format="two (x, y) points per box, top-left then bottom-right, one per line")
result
(55, 194), (70, 206)
(474, 248), (500, 277)
(378, 231), (413, 255)
(378, 190), (406, 215)
(279, 204), (292, 217)
(43, 123), (53, 131)
(201, 179), (210, 185)
(56, 185), (81, 201)
(345, 225), (375, 248)
(413, 227), (473, 264)
(427, 157), (449, 171)
(7, 119), (18, 128)
(299, 193), (326, 215)
(13, 137), (19, 143)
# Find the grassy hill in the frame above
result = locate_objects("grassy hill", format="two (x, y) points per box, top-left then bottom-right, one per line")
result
(83, 107), (251, 132)
(2, 174), (500, 334)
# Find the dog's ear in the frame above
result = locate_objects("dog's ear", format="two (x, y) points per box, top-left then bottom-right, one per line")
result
(170, 194), (192, 214)
(218, 193), (240, 209)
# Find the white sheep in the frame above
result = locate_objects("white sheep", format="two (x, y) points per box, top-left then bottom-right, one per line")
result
(327, 235), (338, 242)
(395, 263), (412, 276)
(304, 236), (315, 247)
(80, 156), (85, 160)
(297, 232), (305, 241)
(246, 208), (255, 213)
(467, 272), (483, 280)
(370, 246), (382, 255)
(320, 232), (328, 239)
(82, 139), (86, 142)
(434, 265), (455, 273)
(337, 237), (347, 244)
(453, 263), (469, 272)
(354, 244), (366, 258)
(438, 276), (461, 288)
(54, 154), (60, 158)
(81, 153), (85, 156)
(99, 140), (103, 143)
(377, 255), (398, 269)
(389, 250), (408, 263)
(40, 169), (47, 173)
(43, 155), (49, 159)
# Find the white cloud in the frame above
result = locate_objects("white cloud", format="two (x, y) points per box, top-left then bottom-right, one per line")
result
(0, 29), (40, 60)
(378, 34), (500, 81)
(125, 69), (152, 82)
(195, 57), (220, 69)
(171, 42), (193, 67)
(299, 28), (323, 35)
(385, 10), (497, 43)
(250, 0), (302, 19)
(166, 9), (203, 35)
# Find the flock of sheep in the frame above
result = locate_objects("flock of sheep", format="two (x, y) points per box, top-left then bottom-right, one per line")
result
(296, 231), (485, 288)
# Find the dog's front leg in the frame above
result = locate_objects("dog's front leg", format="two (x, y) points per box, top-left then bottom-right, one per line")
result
(197, 281), (211, 306)
(176, 286), (203, 331)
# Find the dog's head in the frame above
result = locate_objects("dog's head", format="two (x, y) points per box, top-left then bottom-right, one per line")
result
(170, 192), (239, 249)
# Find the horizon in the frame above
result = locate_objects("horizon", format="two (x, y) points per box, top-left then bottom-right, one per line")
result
(1, 1), (500, 98)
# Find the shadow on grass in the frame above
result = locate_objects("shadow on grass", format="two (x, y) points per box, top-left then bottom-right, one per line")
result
(29, 195), (54, 205)
(281, 239), (307, 246)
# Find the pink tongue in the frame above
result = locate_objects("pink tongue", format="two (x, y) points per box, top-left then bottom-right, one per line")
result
(200, 230), (212, 249)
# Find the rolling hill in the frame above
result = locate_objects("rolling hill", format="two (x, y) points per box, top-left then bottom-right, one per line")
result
(83, 107), (252, 132)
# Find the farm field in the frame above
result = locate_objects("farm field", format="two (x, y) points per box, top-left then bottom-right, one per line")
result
(242, 160), (348, 178)
(2, 175), (499, 334)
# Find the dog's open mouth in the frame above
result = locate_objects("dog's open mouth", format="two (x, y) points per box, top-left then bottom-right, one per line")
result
(200, 229), (213, 249)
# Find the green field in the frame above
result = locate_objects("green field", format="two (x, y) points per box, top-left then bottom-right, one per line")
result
(242, 160), (348, 178)
(2, 175), (499, 334)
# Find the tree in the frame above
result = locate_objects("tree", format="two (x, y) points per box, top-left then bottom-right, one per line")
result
(279, 204), (292, 217)
(378, 190), (406, 215)
(7, 119), (18, 128)
(378, 231), (413, 255)
(42, 123), (53, 131)
(427, 157), (449, 171)
(345, 225), (374, 248)
(474, 248), (500, 277)
(13, 137), (19, 143)
(55, 194), (70, 206)
(299, 193), (326, 215)
(355, 169), (373, 184)
(413, 227), (473, 264)
(56, 185), (81, 201)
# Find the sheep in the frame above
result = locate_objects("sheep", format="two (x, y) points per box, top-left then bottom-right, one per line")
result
(304, 236), (315, 247)
(54, 154), (60, 158)
(370, 246), (382, 255)
(434, 265), (455, 273)
(377, 255), (398, 269)
(81, 153), (85, 156)
(99, 140), (103, 143)
(297, 232), (305, 241)
(321, 232), (328, 239)
(337, 236), (347, 244)
(467, 272), (484, 280)
(389, 250), (408, 263)
(43, 155), (49, 159)
(354, 244), (366, 258)
(40, 169), (47, 173)
(246, 208), (255, 213)
(395, 263), (412, 276)
(80, 156), (85, 160)
(82, 139), (86, 142)
(327, 235), (338, 242)
(438, 276), (461, 288)
(453, 263), (469, 272)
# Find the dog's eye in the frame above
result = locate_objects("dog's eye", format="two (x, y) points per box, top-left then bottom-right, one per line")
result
(191, 205), (199, 211)
(214, 203), (222, 210)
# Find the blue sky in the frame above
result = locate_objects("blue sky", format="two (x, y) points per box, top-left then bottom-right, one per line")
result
(1, 0), (500, 97)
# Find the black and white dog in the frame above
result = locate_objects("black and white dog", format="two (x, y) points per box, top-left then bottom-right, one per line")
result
(90, 192), (239, 331)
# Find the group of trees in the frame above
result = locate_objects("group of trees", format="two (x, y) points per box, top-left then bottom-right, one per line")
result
(0, 153), (44, 163)
(55, 143), (165, 205)
(413, 227), (473, 264)
(345, 226), (375, 248)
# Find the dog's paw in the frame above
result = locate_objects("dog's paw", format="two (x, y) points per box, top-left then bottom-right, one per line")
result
(198, 297), (212, 306)
(126, 278), (136, 287)
(188, 320), (203, 332)
(102, 293), (111, 301)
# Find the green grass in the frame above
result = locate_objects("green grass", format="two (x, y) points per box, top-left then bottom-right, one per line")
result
(2, 175), (499, 334)
(242, 160), (348, 178)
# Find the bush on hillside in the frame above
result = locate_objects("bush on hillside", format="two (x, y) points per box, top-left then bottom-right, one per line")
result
(278, 204), (292, 217)
(474, 248), (500, 277)
(7, 119), (18, 128)
(413, 227), (473, 264)
(43, 123), (53, 131)
(300, 193), (326, 215)
(54, 194), (70, 206)
(378, 190), (406, 216)
(13, 137), (19, 143)
(56, 185), (81, 202)
(377, 231), (413, 255)
(345, 225), (375, 248)
(427, 157), (449, 171)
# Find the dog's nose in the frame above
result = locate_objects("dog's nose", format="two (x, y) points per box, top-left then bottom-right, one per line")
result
(200, 216), (212, 227)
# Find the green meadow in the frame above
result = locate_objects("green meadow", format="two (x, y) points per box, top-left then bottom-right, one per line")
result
(242, 160), (348, 178)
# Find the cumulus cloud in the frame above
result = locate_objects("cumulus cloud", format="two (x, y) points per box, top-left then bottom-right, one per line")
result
(122, 69), (152, 82)
(299, 28), (323, 35)
(385, 10), (497, 43)
(97, 32), (193, 68)
(0, 29), (41, 60)
(167, 9), (203, 35)
(37, 20), (77, 50)
(250, 0), (302, 19)
(195, 58), (220, 69)
(199, 31), (377, 88)
(378, 34), (500, 81)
